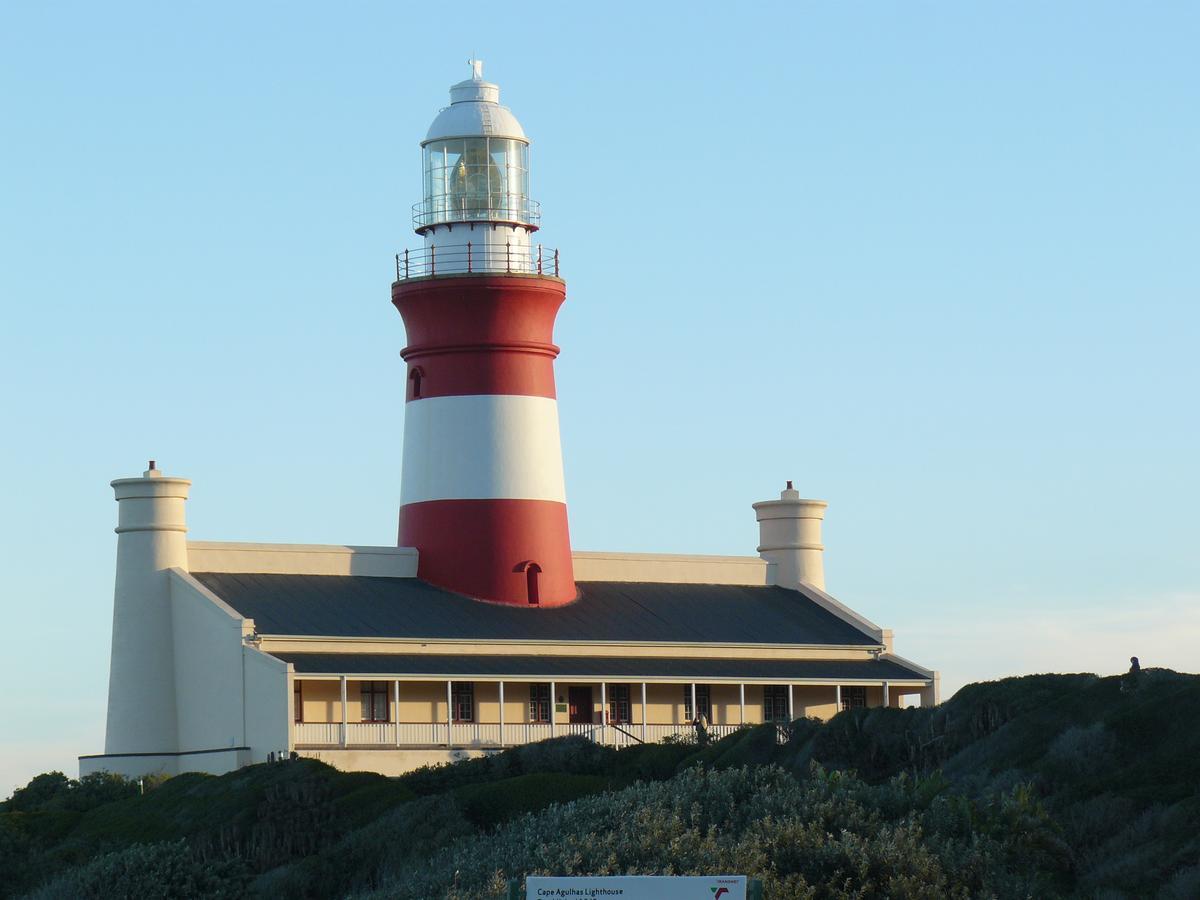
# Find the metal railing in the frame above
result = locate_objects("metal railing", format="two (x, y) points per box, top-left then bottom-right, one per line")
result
(413, 195), (541, 230)
(293, 721), (746, 749)
(395, 243), (560, 280)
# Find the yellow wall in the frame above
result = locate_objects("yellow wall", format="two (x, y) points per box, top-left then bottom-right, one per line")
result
(294, 679), (913, 724)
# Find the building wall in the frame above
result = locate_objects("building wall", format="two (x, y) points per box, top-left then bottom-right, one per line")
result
(262, 638), (879, 661)
(244, 647), (289, 762)
(170, 571), (245, 752)
(187, 542), (418, 577)
(298, 747), (492, 775)
(291, 679), (909, 726)
(79, 748), (250, 780)
(571, 552), (769, 585)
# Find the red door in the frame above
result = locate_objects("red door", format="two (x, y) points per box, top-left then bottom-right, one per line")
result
(568, 687), (593, 724)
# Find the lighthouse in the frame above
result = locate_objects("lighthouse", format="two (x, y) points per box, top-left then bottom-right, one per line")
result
(393, 61), (575, 607)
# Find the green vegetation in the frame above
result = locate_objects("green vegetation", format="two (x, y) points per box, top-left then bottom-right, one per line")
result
(5, 671), (1199, 898)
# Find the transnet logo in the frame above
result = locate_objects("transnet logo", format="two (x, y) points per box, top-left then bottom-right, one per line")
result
(711, 888), (729, 899)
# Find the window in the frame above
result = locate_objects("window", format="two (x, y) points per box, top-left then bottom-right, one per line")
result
(529, 683), (551, 723)
(608, 685), (631, 724)
(360, 681), (389, 723)
(293, 681), (303, 724)
(841, 687), (867, 711)
(525, 562), (541, 605)
(763, 685), (789, 723)
(451, 681), (475, 723)
(409, 367), (423, 400)
(683, 684), (712, 721)
(421, 136), (532, 226)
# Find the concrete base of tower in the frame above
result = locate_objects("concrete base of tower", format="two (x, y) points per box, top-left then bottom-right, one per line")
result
(79, 747), (251, 779)
(399, 498), (576, 606)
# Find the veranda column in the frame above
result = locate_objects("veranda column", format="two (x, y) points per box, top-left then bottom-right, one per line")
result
(499, 681), (505, 747)
(882, 681), (890, 708)
(600, 682), (607, 745)
(835, 684), (842, 713)
(393, 680), (401, 747)
(339, 676), (348, 748)
(739, 683), (745, 725)
(641, 682), (647, 742)
(550, 680), (556, 738)
(446, 680), (453, 748)
(690, 683), (697, 728)
(787, 684), (794, 721)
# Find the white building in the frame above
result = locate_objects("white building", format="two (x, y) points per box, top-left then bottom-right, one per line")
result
(80, 64), (937, 780)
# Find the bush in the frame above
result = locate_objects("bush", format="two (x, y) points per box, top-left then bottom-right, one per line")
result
(251, 794), (474, 899)
(24, 840), (250, 900)
(355, 764), (1067, 900)
(3, 772), (137, 816)
(400, 736), (619, 796)
(453, 773), (612, 828)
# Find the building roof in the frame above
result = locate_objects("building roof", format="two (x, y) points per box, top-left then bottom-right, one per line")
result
(274, 652), (929, 682)
(192, 573), (880, 647)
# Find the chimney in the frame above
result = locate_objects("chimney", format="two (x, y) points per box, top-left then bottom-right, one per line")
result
(753, 483), (828, 591)
(104, 463), (191, 755)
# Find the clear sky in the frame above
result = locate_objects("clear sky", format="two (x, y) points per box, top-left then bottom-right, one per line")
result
(1, 1), (1197, 795)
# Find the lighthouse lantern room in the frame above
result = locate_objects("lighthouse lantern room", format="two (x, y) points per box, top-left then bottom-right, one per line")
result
(407, 59), (544, 277)
(393, 61), (574, 607)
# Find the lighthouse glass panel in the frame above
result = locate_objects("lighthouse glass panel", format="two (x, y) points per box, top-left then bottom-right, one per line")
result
(420, 137), (531, 227)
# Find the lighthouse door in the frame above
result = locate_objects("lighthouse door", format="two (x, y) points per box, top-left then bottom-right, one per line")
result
(568, 687), (593, 724)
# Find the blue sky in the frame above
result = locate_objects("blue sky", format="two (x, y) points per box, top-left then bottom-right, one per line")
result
(1, 1), (1197, 794)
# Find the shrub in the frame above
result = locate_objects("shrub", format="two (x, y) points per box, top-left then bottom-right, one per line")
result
(250, 794), (474, 899)
(453, 773), (612, 828)
(354, 764), (1066, 900)
(400, 736), (619, 796)
(23, 840), (250, 900)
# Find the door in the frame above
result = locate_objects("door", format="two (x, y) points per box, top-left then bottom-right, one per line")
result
(568, 687), (593, 724)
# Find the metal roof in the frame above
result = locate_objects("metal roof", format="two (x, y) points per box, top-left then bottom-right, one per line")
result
(274, 652), (929, 682)
(192, 574), (880, 647)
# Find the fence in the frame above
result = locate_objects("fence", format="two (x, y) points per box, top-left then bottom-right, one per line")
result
(293, 721), (750, 749)
(394, 243), (559, 279)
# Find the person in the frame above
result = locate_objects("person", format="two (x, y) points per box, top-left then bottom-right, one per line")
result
(693, 712), (710, 748)
(1122, 656), (1142, 692)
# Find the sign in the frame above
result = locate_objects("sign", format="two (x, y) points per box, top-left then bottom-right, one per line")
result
(526, 875), (748, 899)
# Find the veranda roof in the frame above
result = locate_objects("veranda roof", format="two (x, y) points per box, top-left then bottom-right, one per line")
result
(273, 652), (930, 683)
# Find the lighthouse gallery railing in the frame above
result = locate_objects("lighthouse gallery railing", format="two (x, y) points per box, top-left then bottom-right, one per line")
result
(394, 244), (560, 281)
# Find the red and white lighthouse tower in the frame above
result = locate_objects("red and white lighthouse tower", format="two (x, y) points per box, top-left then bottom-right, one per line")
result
(393, 61), (574, 607)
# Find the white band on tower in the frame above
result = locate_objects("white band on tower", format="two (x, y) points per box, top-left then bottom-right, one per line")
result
(400, 394), (567, 506)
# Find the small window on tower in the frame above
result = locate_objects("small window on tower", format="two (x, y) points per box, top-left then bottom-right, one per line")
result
(409, 367), (424, 400)
(524, 562), (542, 605)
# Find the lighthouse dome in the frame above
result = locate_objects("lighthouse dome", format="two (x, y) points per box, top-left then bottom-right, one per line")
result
(423, 65), (527, 143)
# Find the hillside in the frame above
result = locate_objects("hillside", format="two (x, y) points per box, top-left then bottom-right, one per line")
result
(3, 670), (1198, 898)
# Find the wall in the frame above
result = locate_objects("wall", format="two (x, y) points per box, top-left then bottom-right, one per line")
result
(244, 647), (289, 763)
(291, 678), (920, 726)
(79, 748), (249, 780)
(262, 639), (881, 661)
(187, 543), (772, 585)
(170, 570), (246, 753)
(297, 748), (492, 776)
(571, 551), (769, 585)
(187, 542), (418, 577)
